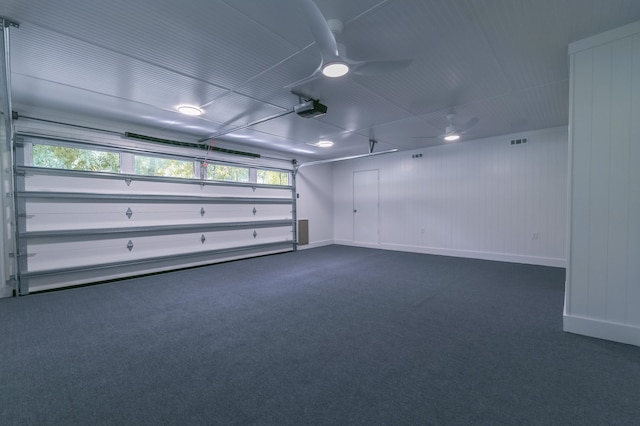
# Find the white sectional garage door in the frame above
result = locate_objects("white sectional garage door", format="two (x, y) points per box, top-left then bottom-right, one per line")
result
(14, 134), (295, 293)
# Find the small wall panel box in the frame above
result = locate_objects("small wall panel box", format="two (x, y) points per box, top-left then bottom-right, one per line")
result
(298, 219), (309, 246)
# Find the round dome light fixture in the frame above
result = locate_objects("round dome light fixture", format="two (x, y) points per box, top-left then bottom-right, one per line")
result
(444, 134), (460, 142)
(316, 140), (334, 148)
(177, 105), (203, 116)
(322, 62), (349, 78)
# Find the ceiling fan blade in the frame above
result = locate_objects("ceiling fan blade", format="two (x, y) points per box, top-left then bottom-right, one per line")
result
(351, 59), (412, 76)
(457, 117), (479, 134)
(413, 135), (442, 139)
(301, 0), (339, 59)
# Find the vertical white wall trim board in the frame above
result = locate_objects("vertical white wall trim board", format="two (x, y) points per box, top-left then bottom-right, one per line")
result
(565, 21), (640, 346)
(627, 33), (640, 326)
(587, 42), (611, 320)
(607, 36), (632, 324)
(333, 126), (568, 267)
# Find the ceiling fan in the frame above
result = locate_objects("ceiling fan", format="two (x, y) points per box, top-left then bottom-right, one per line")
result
(416, 111), (479, 142)
(286, 0), (412, 88)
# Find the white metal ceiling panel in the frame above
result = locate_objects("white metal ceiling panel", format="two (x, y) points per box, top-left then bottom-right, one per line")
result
(10, 25), (229, 111)
(11, 74), (219, 137)
(221, 0), (390, 51)
(418, 80), (570, 140)
(199, 93), (288, 132)
(232, 51), (321, 110)
(4, 0), (299, 90)
(467, 0), (640, 91)
(347, 0), (509, 116)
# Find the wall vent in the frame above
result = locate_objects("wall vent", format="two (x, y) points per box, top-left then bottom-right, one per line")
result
(510, 137), (528, 145)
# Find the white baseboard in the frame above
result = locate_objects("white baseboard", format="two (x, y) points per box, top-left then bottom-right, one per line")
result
(333, 240), (566, 268)
(563, 313), (640, 347)
(297, 239), (334, 250)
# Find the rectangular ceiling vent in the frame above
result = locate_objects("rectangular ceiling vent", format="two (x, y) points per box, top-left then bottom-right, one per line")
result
(510, 137), (528, 145)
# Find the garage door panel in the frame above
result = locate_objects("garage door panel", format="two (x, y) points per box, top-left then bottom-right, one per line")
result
(24, 172), (292, 199)
(25, 201), (292, 231)
(27, 226), (293, 273)
(17, 165), (295, 292)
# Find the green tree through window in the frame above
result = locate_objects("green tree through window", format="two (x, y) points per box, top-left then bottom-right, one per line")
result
(33, 144), (120, 172)
(135, 155), (194, 178)
(207, 165), (249, 182)
(257, 169), (289, 185)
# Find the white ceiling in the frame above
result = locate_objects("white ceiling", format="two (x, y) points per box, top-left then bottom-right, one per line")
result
(4, 0), (640, 160)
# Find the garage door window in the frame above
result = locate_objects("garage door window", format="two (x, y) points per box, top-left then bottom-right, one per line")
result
(257, 169), (289, 186)
(32, 144), (120, 172)
(206, 164), (249, 183)
(134, 155), (194, 178)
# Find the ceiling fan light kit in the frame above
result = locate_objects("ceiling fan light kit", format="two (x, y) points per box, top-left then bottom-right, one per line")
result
(322, 62), (349, 77)
(413, 112), (479, 141)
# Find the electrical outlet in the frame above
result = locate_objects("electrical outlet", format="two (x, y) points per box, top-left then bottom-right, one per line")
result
(532, 232), (539, 240)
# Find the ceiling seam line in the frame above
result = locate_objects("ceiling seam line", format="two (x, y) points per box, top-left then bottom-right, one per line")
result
(345, 1), (391, 26)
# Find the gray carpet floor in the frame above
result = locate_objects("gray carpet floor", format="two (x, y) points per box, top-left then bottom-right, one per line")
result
(1, 245), (639, 425)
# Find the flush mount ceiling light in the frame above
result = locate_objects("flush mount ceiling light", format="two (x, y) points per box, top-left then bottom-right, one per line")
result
(316, 140), (334, 148)
(177, 105), (203, 116)
(443, 134), (460, 142)
(322, 62), (349, 78)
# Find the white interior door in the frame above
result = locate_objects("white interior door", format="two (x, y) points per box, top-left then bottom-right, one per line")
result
(353, 169), (379, 244)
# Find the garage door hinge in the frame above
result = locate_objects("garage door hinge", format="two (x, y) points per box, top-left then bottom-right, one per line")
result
(9, 252), (35, 258)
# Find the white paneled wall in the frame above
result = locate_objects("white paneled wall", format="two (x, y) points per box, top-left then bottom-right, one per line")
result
(565, 20), (640, 346)
(295, 163), (334, 248)
(333, 127), (568, 267)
